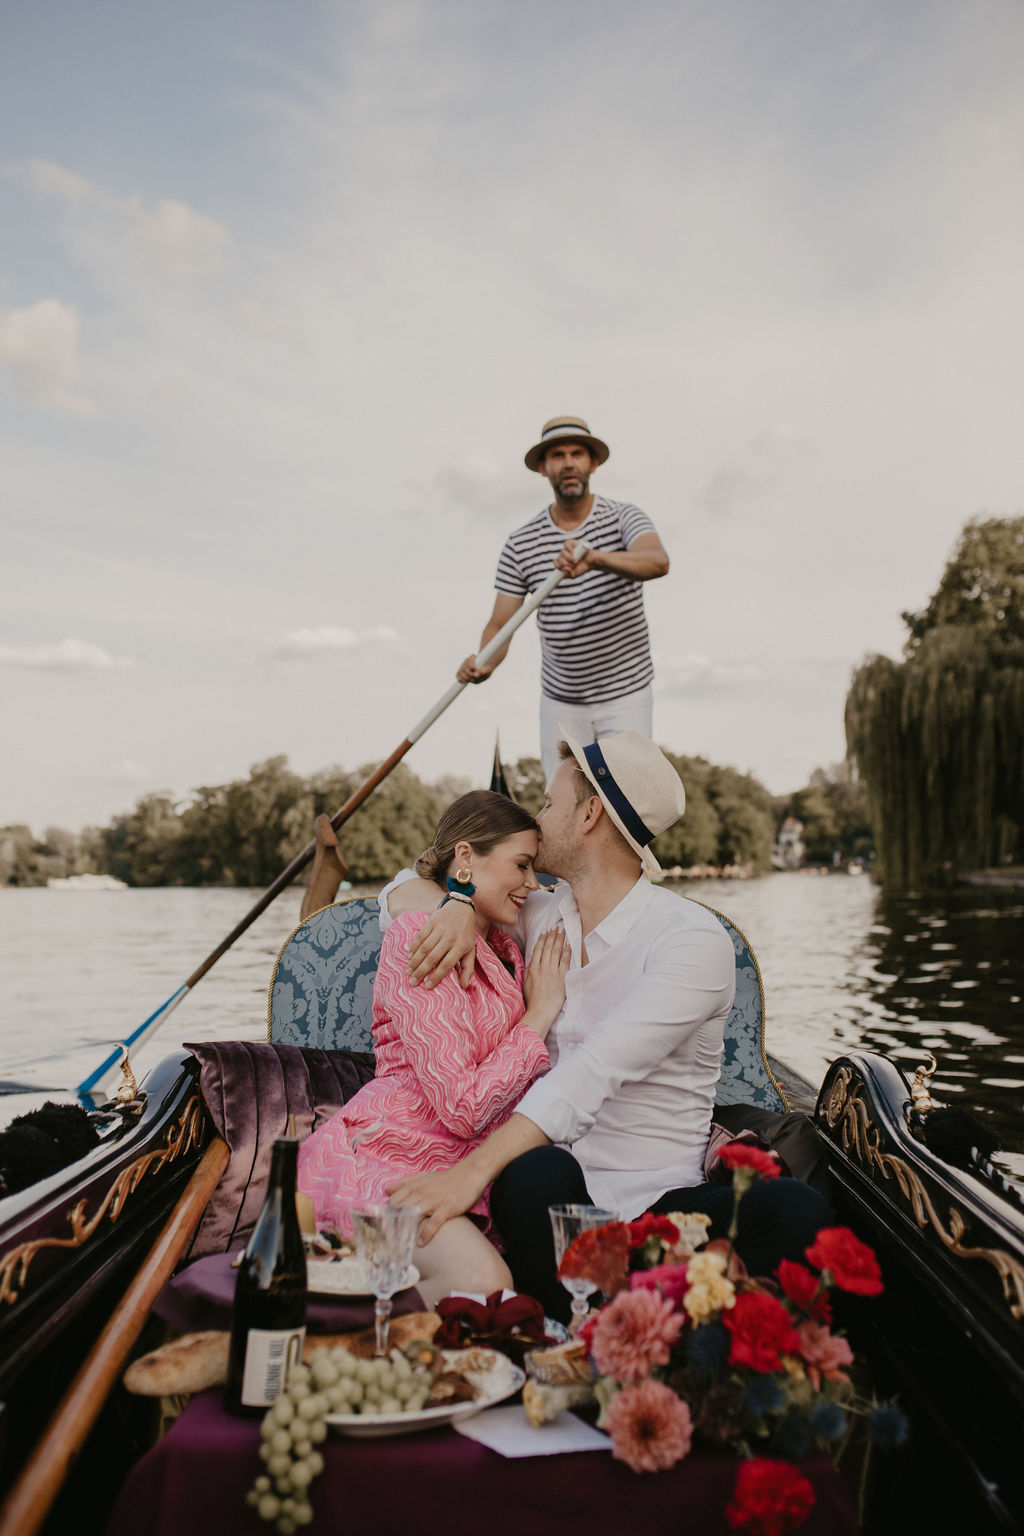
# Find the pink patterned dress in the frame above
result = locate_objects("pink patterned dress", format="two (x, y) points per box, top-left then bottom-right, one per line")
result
(297, 912), (550, 1235)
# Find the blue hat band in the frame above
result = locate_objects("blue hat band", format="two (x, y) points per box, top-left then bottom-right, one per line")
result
(581, 741), (654, 847)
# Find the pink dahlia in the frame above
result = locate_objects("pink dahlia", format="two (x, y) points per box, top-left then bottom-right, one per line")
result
(796, 1319), (854, 1390)
(605, 1379), (693, 1473)
(591, 1286), (685, 1382)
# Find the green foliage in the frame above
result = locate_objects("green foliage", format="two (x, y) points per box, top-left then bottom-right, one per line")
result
(651, 754), (775, 873)
(7, 745), (857, 889)
(777, 763), (873, 864)
(504, 757), (546, 816)
(902, 515), (1024, 651)
(847, 515), (1024, 890)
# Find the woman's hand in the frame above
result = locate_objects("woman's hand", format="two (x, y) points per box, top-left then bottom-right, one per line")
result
(521, 927), (569, 1039)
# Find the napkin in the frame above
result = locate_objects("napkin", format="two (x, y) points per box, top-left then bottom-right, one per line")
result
(453, 1405), (610, 1457)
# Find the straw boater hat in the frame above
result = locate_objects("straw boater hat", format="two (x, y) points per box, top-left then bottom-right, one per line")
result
(559, 728), (685, 876)
(524, 416), (610, 473)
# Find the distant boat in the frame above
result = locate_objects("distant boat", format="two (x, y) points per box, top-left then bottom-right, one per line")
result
(46, 873), (128, 891)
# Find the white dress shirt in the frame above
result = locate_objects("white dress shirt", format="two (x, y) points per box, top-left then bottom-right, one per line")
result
(378, 873), (735, 1220)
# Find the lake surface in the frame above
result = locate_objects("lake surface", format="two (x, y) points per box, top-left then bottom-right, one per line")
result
(2, 873), (1021, 1181)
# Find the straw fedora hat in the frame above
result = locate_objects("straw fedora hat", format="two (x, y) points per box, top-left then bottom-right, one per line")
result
(524, 416), (610, 473)
(559, 728), (685, 875)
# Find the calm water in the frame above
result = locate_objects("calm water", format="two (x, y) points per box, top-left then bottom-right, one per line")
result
(2, 874), (1021, 1180)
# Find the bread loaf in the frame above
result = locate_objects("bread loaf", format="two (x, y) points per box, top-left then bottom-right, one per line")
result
(123, 1331), (230, 1396)
(122, 1311), (442, 1395)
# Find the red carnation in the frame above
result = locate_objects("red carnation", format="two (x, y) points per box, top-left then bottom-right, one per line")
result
(727, 1458), (816, 1536)
(776, 1260), (832, 1323)
(718, 1141), (782, 1179)
(627, 1212), (681, 1250)
(805, 1227), (883, 1297)
(723, 1289), (801, 1373)
(558, 1222), (631, 1297)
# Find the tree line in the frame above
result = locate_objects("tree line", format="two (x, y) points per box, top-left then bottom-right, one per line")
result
(846, 515), (1023, 890)
(1, 750), (870, 889)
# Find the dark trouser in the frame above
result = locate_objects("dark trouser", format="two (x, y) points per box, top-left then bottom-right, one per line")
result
(490, 1146), (832, 1324)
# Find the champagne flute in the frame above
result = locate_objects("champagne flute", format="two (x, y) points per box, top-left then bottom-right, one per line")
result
(549, 1203), (618, 1335)
(351, 1204), (421, 1356)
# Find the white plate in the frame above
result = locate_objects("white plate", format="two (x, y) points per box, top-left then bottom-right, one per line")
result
(307, 1256), (420, 1296)
(325, 1347), (526, 1437)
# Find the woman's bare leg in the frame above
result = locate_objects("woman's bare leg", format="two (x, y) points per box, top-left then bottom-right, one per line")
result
(300, 815), (349, 920)
(413, 1216), (512, 1308)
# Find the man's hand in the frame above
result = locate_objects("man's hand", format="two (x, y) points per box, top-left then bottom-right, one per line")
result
(387, 1162), (487, 1246)
(456, 653), (496, 685)
(407, 902), (478, 988)
(553, 538), (600, 579)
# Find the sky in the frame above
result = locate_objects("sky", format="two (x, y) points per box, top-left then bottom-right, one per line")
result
(2, 0), (1023, 835)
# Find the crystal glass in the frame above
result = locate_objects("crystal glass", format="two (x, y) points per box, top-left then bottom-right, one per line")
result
(549, 1203), (618, 1335)
(351, 1203), (421, 1356)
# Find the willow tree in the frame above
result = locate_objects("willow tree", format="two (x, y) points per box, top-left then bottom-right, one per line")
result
(846, 516), (1024, 889)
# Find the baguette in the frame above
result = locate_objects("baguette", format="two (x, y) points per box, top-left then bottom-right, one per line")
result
(122, 1311), (442, 1396)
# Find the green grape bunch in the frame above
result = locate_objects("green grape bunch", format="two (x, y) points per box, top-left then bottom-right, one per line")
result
(244, 1342), (440, 1534)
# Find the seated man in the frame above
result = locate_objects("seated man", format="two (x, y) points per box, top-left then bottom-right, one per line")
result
(384, 730), (830, 1321)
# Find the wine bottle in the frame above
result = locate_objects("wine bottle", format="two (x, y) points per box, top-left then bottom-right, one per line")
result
(224, 1133), (307, 1415)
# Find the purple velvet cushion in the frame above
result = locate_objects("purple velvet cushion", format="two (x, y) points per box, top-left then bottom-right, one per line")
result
(184, 1041), (375, 1260)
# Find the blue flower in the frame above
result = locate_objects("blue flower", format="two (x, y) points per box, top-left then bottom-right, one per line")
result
(869, 1401), (909, 1449)
(744, 1375), (786, 1417)
(685, 1321), (730, 1376)
(811, 1399), (848, 1442)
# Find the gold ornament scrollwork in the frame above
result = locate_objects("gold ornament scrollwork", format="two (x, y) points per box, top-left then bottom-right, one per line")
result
(0, 1096), (205, 1307)
(825, 1076), (1024, 1321)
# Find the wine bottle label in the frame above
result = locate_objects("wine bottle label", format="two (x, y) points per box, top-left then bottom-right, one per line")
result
(239, 1326), (306, 1407)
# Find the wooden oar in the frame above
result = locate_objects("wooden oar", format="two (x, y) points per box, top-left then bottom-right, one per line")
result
(0, 1135), (229, 1536)
(75, 544), (590, 1105)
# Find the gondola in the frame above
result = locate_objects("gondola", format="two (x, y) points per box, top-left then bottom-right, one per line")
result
(2, 906), (1022, 1535)
(2, 716), (1022, 1535)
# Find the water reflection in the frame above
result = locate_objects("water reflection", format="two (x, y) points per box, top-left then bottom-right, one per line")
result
(673, 874), (1024, 1183)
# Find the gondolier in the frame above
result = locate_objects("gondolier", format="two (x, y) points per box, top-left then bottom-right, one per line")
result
(456, 416), (670, 776)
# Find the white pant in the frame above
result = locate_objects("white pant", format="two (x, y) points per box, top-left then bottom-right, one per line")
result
(539, 685), (654, 780)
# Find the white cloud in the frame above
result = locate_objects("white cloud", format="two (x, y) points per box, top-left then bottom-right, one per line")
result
(659, 654), (764, 698)
(0, 638), (133, 671)
(695, 426), (812, 517)
(25, 159), (97, 206)
(270, 625), (406, 659)
(128, 199), (230, 282)
(0, 299), (94, 414)
(22, 159), (229, 285)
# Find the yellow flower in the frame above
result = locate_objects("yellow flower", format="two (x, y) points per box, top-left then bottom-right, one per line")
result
(781, 1353), (807, 1382)
(664, 1211), (712, 1258)
(682, 1252), (736, 1322)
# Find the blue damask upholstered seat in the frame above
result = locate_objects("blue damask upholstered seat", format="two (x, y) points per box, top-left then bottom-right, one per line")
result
(685, 898), (786, 1114)
(267, 893), (786, 1113)
(267, 898), (382, 1054)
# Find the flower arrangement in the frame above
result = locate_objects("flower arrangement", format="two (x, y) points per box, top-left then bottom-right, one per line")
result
(535, 1142), (907, 1536)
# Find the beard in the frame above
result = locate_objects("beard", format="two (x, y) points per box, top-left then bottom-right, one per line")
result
(550, 471), (589, 507)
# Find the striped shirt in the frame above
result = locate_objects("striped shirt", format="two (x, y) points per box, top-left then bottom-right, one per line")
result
(495, 496), (657, 705)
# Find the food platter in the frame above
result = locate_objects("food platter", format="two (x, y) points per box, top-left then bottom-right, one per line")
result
(324, 1347), (525, 1438)
(306, 1256), (420, 1295)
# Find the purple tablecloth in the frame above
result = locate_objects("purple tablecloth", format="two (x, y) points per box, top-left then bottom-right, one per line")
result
(104, 1390), (860, 1536)
(153, 1251), (427, 1334)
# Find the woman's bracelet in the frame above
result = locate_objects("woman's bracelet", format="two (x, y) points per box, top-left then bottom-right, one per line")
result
(439, 891), (475, 910)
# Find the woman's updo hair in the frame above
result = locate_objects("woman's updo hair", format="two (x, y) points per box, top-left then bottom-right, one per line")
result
(415, 790), (539, 887)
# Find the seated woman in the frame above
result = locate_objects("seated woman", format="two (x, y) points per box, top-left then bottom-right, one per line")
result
(296, 790), (568, 1308)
